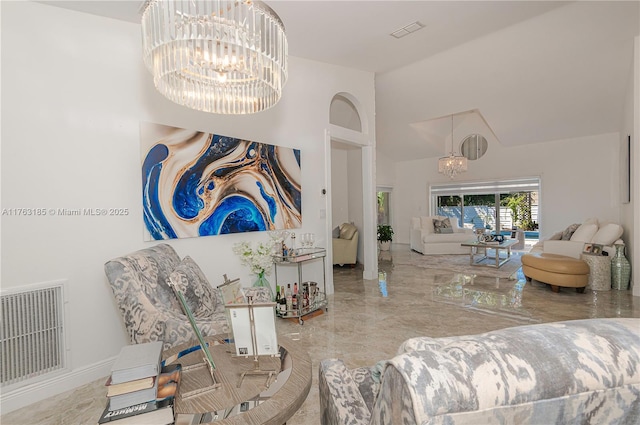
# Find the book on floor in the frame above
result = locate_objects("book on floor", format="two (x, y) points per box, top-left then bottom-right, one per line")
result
(97, 397), (174, 424)
(98, 364), (182, 424)
(105, 376), (155, 397)
(108, 363), (182, 412)
(110, 341), (163, 385)
(107, 376), (159, 411)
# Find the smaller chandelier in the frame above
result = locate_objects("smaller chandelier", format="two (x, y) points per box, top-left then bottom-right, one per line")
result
(141, 0), (288, 114)
(438, 115), (468, 179)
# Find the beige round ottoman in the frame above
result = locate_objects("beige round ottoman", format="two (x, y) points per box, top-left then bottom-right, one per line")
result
(521, 252), (589, 293)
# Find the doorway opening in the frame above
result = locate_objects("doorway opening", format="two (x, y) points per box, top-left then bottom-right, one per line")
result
(327, 92), (376, 283)
(377, 189), (392, 225)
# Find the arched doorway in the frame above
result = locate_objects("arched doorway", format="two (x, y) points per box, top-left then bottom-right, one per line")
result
(326, 92), (377, 284)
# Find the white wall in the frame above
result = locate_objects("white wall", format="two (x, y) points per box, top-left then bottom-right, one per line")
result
(624, 35), (640, 297)
(330, 147), (349, 226)
(635, 35), (640, 297)
(620, 38), (634, 292)
(0, 1), (375, 411)
(392, 133), (622, 245)
(347, 149), (364, 262)
(376, 150), (395, 189)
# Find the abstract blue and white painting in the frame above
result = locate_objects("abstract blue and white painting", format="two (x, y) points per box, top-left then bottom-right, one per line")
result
(141, 122), (301, 241)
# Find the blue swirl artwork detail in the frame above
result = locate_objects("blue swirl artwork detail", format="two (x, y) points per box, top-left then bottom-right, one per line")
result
(141, 123), (301, 240)
(142, 144), (177, 240)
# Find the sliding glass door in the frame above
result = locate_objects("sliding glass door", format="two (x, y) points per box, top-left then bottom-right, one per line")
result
(430, 178), (540, 236)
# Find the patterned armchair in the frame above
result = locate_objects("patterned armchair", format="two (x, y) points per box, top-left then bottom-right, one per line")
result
(104, 244), (270, 351)
(320, 318), (640, 425)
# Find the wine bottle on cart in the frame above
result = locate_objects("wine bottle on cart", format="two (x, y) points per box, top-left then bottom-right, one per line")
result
(292, 282), (298, 310)
(285, 284), (293, 315)
(279, 287), (286, 314)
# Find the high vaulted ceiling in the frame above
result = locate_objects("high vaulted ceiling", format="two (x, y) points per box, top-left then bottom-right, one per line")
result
(39, 1), (640, 161)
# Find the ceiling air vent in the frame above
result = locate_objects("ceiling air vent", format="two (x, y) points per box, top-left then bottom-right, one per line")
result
(390, 21), (425, 39)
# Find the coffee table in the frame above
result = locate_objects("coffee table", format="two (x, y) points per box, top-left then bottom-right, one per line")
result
(461, 239), (518, 268)
(163, 335), (311, 425)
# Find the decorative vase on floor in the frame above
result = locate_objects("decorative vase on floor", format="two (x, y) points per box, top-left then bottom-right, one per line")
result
(611, 244), (631, 290)
(253, 271), (274, 300)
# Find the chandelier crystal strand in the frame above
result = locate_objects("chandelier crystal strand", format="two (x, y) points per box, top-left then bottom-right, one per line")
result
(438, 155), (468, 179)
(142, 0), (288, 114)
(438, 114), (468, 179)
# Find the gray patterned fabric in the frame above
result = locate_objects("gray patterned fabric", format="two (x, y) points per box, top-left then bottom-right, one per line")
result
(105, 244), (231, 351)
(320, 318), (640, 425)
(242, 286), (273, 303)
(562, 223), (581, 240)
(432, 217), (453, 234)
(319, 359), (372, 425)
(169, 256), (219, 318)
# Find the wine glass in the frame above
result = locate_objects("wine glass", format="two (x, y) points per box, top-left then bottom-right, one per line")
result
(290, 232), (296, 253)
(308, 233), (315, 248)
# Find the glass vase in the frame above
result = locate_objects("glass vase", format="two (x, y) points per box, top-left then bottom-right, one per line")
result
(253, 272), (274, 300)
(611, 244), (631, 290)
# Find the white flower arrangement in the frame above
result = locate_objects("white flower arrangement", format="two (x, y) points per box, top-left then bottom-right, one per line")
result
(233, 240), (275, 277)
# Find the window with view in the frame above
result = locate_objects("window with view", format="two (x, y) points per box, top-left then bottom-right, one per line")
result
(430, 178), (540, 240)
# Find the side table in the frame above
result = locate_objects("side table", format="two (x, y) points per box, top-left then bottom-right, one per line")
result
(164, 335), (311, 425)
(580, 254), (611, 291)
(510, 229), (525, 250)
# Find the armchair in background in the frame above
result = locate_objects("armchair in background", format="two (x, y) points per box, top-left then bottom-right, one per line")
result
(332, 223), (359, 267)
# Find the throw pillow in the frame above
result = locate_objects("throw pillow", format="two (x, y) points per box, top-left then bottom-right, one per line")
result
(433, 218), (453, 234)
(169, 256), (218, 318)
(569, 223), (598, 243)
(339, 223), (357, 240)
(332, 226), (340, 239)
(561, 223), (580, 240)
(548, 231), (563, 241)
(591, 223), (623, 245)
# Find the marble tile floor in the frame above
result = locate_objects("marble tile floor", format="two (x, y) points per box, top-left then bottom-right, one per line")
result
(2, 244), (638, 425)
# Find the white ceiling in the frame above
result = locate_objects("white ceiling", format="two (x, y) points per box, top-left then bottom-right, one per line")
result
(39, 0), (640, 161)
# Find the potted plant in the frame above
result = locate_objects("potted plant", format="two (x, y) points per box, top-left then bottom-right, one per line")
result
(377, 225), (394, 251)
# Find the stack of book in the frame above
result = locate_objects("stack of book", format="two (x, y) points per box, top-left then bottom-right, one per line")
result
(97, 341), (181, 425)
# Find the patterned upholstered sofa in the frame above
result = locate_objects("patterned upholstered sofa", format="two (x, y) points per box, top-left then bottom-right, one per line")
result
(319, 318), (640, 425)
(105, 244), (270, 351)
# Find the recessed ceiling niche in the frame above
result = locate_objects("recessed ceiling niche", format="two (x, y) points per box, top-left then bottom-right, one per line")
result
(330, 94), (362, 132)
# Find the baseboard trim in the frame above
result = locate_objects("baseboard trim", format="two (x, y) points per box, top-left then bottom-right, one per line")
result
(0, 357), (115, 414)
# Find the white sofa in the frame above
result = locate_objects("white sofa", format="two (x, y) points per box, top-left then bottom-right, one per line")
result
(410, 216), (475, 255)
(530, 218), (624, 259)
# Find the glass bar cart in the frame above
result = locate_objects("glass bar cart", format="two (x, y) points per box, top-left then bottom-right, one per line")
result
(272, 248), (327, 324)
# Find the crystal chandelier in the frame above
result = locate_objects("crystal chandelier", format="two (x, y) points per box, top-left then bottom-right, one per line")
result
(141, 0), (288, 114)
(438, 115), (468, 179)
